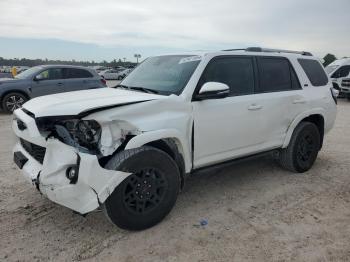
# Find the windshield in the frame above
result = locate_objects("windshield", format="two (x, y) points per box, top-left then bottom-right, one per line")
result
(120, 55), (201, 95)
(325, 65), (339, 75)
(14, 66), (43, 79)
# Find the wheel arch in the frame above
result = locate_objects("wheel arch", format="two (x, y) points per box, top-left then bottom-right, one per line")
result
(283, 110), (325, 149)
(124, 129), (191, 188)
(1, 89), (30, 102)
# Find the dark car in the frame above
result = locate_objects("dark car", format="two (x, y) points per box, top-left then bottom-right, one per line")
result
(0, 65), (107, 112)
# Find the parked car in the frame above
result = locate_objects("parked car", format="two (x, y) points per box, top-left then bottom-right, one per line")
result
(91, 66), (110, 74)
(99, 69), (124, 80)
(340, 77), (350, 99)
(325, 58), (350, 99)
(0, 65), (107, 112)
(117, 68), (133, 80)
(16, 66), (30, 74)
(12, 47), (337, 230)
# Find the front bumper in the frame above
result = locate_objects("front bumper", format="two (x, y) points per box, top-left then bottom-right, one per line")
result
(12, 109), (130, 214)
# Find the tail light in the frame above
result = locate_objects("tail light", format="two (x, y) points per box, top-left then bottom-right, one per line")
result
(100, 78), (107, 86)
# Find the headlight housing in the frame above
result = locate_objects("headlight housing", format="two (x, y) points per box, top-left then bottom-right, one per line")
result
(60, 119), (102, 150)
(36, 117), (102, 151)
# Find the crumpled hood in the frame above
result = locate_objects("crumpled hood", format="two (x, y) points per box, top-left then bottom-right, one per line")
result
(22, 88), (165, 117)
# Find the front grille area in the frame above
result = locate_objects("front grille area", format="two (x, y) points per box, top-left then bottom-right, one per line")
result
(341, 79), (350, 87)
(20, 138), (46, 164)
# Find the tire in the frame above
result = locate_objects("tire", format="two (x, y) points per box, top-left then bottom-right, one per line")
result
(103, 146), (181, 230)
(279, 122), (320, 173)
(117, 76), (123, 80)
(1, 92), (28, 113)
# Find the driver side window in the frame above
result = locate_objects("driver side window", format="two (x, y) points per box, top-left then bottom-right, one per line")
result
(198, 56), (255, 96)
(36, 68), (63, 80)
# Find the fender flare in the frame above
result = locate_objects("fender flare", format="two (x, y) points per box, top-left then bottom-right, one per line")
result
(282, 108), (326, 148)
(125, 129), (191, 172)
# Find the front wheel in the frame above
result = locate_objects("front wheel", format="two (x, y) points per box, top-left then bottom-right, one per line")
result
(103, 146), (181, 230)
(279, 122), (320, 173)
(2, 92), (28, 113)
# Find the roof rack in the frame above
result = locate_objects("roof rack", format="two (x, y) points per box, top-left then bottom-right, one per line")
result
(223, 47), (313, 56)
(221, 48), (247, 52)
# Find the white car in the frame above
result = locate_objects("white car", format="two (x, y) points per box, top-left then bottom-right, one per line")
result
(118, 68), (133, 79)
(325, 58), (350, 99)
(99, 69), (124, 80)
(12, 47), (337, 230)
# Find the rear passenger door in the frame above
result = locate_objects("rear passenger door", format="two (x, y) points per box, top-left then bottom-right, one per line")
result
(253, 56), (306, 146)
(63, 68), (95, 92)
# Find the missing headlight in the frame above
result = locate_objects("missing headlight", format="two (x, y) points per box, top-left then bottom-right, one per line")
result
(59, 120), (102, 150)
(36, 116), (102, 152)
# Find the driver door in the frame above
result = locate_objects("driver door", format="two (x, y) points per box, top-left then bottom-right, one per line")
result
(31, 68), (65, 97)
(192, 56), (265, 168)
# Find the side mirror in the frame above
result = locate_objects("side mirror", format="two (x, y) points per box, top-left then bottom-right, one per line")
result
(34, 74), (44, 81)
(195, 82), (229, 100)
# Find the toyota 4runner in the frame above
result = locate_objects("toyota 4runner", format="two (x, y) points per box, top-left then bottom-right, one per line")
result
(12, 47), (337, 230)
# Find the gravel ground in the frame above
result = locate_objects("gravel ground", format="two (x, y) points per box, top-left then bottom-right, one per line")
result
(0, 100), (349, 262)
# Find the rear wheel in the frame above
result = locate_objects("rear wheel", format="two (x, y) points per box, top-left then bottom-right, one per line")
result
(279, 122), (320, 173)
(2, 92), (28, 113)
(103, 146), (181, 230)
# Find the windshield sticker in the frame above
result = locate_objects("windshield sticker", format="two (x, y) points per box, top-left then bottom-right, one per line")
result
(179, 56), (202, 64)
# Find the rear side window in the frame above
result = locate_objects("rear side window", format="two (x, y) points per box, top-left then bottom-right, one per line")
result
(257, 57), (300, 92)
(64, 68), (93, 79)
(331, 65), (350, 79)
(199, 56), (255, 96)
(298, 59), (328, 86)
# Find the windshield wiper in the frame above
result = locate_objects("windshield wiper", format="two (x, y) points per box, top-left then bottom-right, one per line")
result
(116, 84), (158, 94)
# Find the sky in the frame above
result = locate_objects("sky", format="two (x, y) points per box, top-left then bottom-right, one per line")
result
(0, 0), (349, 62)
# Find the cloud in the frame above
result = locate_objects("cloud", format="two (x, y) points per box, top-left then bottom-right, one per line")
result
(0, 0), (349, 57)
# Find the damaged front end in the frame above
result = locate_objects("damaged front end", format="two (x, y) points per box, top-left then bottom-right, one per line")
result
(13, 109), (136, 214)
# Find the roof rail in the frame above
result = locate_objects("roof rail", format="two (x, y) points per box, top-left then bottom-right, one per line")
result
(246, 47), (313, 56)
(223, 47), (313, 56)
(221, 48), (246, 52)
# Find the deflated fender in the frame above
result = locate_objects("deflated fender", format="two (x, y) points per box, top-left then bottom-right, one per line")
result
(39, 139), (131, 214)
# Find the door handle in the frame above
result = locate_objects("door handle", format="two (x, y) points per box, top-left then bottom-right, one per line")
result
(248, 104), (263, 111)
(57, 82), (63, 86)
(293, 99), (306, 104)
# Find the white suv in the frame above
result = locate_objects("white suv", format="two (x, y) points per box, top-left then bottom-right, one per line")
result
(325, 58), (350, 99)
(12, 47), (337, 230)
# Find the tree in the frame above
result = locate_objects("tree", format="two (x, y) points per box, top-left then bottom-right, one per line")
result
(0, 57), (136, 67)
(323, 53), (337, 66)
